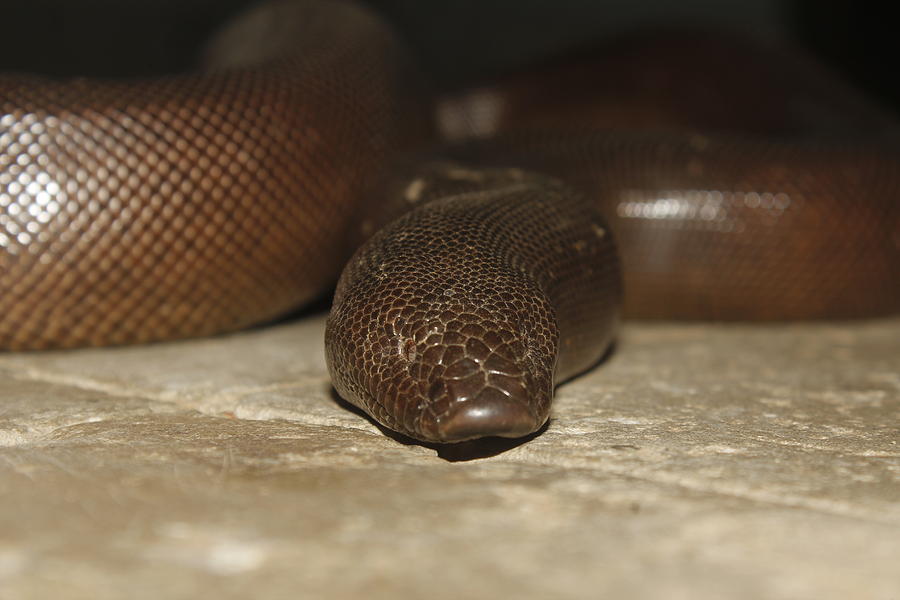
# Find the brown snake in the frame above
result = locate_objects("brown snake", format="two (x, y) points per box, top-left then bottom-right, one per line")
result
(1, 0), (898, 442)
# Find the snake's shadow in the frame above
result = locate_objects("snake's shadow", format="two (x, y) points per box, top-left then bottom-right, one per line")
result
(328, 388), (548, 461)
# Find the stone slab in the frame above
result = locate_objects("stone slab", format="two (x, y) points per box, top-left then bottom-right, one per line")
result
(1, 316), (898, 599)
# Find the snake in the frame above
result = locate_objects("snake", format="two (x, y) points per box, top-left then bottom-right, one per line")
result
(2, 0), (898, 443)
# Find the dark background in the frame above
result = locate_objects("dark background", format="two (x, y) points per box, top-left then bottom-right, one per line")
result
(0, 0), (896, 110)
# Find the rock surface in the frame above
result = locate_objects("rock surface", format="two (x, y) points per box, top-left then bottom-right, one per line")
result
(1, 316), (898, 599)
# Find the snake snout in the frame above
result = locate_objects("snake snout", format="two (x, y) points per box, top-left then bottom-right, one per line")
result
(432, 393), (541, 442)
(411, 332), (554, 443)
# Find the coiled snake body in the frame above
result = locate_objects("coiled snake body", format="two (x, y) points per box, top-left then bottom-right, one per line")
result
(2, 0), (898, 442)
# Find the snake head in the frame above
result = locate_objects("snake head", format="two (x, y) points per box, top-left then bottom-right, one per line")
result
(324, 207), (557, 443)
(325, 164), (619, 444)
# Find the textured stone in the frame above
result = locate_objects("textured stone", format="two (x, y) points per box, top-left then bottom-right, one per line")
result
(1, 316), (898, 599)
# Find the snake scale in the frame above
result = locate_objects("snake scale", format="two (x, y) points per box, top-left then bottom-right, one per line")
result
(1, 0), (898, 442)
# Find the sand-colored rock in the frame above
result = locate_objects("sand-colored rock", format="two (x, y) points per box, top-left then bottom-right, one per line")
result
(1, 316), (898, 599)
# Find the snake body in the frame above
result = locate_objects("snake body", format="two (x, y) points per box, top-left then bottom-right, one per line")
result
(2, 0), (898, 442)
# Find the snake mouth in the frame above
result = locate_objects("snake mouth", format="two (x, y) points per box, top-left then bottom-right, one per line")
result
(412, 365), (548, 443)
(430, 393), (544, 443)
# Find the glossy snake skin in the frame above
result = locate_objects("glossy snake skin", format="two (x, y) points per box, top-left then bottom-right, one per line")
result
(2, 0), (898, 442)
